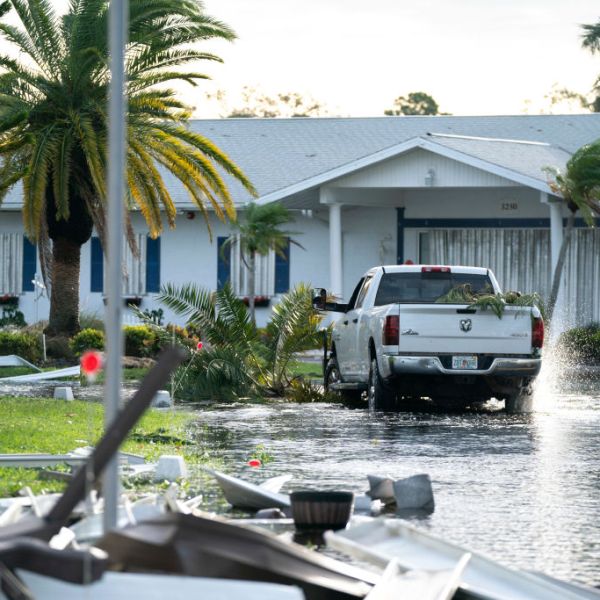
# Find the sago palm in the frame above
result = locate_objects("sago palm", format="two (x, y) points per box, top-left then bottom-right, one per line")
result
(0, 0), (255, 336)
(157, 282), (323, 399)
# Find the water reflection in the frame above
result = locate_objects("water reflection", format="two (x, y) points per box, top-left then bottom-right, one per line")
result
(196, 385), (600, 587)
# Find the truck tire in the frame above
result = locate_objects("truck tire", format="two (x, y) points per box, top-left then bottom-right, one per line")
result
(505, 390), (534, 414)
(368, 358), (396, 410)
(325, 357), (363, 403)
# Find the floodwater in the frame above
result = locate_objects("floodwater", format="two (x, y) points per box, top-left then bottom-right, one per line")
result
(3, 362), (600, 587)
(195, 363), (600, 588)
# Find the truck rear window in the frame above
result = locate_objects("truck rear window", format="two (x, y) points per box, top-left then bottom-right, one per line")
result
(374, 272), (494, 305)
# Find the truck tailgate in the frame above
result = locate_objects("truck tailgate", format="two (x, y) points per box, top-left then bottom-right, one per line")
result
(396, 304), (532, 355)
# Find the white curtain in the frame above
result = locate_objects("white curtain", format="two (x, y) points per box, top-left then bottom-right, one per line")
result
(122, 234), (146, 296)
(429, 228), (600, 325)
(561, 228), (600, 325)
(0, 233), (22, 294)
(429, 229), (551, 297)
(103, 234), (146, 296)
(229, 236), (275, 297)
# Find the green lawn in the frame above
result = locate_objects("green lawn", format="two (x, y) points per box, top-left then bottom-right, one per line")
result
(288, 361), (323, 380)
(0, 366), (151, 382)
(0, 397), (202, 497)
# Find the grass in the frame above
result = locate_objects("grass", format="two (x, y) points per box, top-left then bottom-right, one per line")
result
(0, 367), (35, 378)
(0, 366), (152, 383)
(0, 397), (204, 497)
(288, 360), (323, 380)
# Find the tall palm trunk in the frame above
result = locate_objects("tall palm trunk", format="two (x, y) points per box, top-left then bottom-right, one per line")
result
(248, 251), (256, 324)
(546, 210), (576, 326)
(46, 237), (82, 337)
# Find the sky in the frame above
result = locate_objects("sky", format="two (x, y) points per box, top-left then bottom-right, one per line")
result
(195, 0), (599, 118)
(0, 0), (597, 118)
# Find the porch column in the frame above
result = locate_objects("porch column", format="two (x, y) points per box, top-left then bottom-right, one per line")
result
(329, 203), (343, 298)
(320, 187), (343, 298)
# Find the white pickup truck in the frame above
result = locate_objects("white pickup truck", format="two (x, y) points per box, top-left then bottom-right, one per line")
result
(315, 265), (544, 412)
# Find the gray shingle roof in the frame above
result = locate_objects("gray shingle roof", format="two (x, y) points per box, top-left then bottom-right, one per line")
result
(179, 114), (600, 205)
(3, 114), (599, 209)
(426, 133), (572, 184)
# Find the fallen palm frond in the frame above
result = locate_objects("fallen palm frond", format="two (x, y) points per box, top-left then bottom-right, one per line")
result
(435, 284), (545, 319)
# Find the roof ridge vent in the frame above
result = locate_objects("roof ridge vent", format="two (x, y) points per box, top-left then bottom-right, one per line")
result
(426, 132), (551, 146)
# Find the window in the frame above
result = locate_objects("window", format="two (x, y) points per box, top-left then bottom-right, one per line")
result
(22, 238), (36, 292)
(354, 276), (373, 309)
(217, 236), (290, 297)
(0, 233), (23, 294)
(91, 235), (160, 295)
(374, 272), (493, 305)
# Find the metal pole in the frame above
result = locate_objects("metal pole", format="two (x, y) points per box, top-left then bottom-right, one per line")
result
(104, 0), (128, 533)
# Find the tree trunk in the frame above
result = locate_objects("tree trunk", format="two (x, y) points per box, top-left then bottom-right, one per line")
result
(546, 210), (576, 326)
(45, 237), (82, 337)
(248, 251), (256, 325)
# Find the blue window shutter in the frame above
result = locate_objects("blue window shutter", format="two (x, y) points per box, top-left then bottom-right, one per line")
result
(217, 236), (230, 290)
(90, 237), (103, 293)
(146, 237), (161, 293)
(22, 237), (36, 292)
(274, 238), (290, 294)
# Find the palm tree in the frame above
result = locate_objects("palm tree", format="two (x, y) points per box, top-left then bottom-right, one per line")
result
(222, 202), (301, 324)
(0, 0), (255, 337)
(581, 20), (600, 112)
(546, 140), (600, 324)
(582, 20), (600, 55)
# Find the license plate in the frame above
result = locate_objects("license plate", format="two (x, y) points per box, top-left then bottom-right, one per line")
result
(452, 355), (478, 370)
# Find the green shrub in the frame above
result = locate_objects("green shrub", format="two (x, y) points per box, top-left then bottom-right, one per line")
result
(47, 336), (75, 361)
(0, 307), (26, 328)
(0, 331), (42, 362)
(79, 311), (104, 331)
(124, 325), (158, 357)
(70, 328), (105, 357)
(558, 324), (600, 363)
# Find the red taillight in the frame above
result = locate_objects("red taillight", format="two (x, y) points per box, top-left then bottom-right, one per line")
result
(383, 315), (399, 345)
(532, 317), (544, 349)
(421, 266), (451, 273)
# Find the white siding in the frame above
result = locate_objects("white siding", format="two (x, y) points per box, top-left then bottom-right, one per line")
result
(330, 148), (518, 189)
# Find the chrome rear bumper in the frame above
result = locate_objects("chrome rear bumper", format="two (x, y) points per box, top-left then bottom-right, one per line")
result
(383, 355), (542, 378)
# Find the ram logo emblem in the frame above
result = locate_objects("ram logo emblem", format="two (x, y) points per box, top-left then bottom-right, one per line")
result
(459, 319), (472, 332)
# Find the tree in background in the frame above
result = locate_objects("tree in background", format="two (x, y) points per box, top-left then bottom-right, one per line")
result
(579, 19), (600, 112)
(545, 140), (600, 324)
(222, 202), (302, 324)
(384, 91), (443, 116)
(208, 86), (328, 118)
(0, 0), (255, 337)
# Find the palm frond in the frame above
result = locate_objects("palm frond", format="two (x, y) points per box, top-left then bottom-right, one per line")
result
(264, 284), (323, 391)
(582, 21), (600, 54)
(177, 346), (255, 401)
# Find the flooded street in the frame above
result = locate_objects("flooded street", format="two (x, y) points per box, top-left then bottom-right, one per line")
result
(2, 363), (600, 587)
(197, 368), (600, 588)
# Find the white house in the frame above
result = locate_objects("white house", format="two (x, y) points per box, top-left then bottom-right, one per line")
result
(2, 114), (600, 327)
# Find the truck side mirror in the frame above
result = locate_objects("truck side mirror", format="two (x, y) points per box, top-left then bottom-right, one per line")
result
(312, 288), (327, 310)
(312, 288), (349, 313)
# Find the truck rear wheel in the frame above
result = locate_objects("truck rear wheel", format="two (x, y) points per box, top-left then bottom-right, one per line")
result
(368, 358), (396, 410)
(325, 357), (363, 403)
(505, 390), (534, 414)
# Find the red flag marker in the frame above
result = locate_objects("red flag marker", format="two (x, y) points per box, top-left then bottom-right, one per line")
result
(81, 350), (103, 382)
(247, 459), (261, 468)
